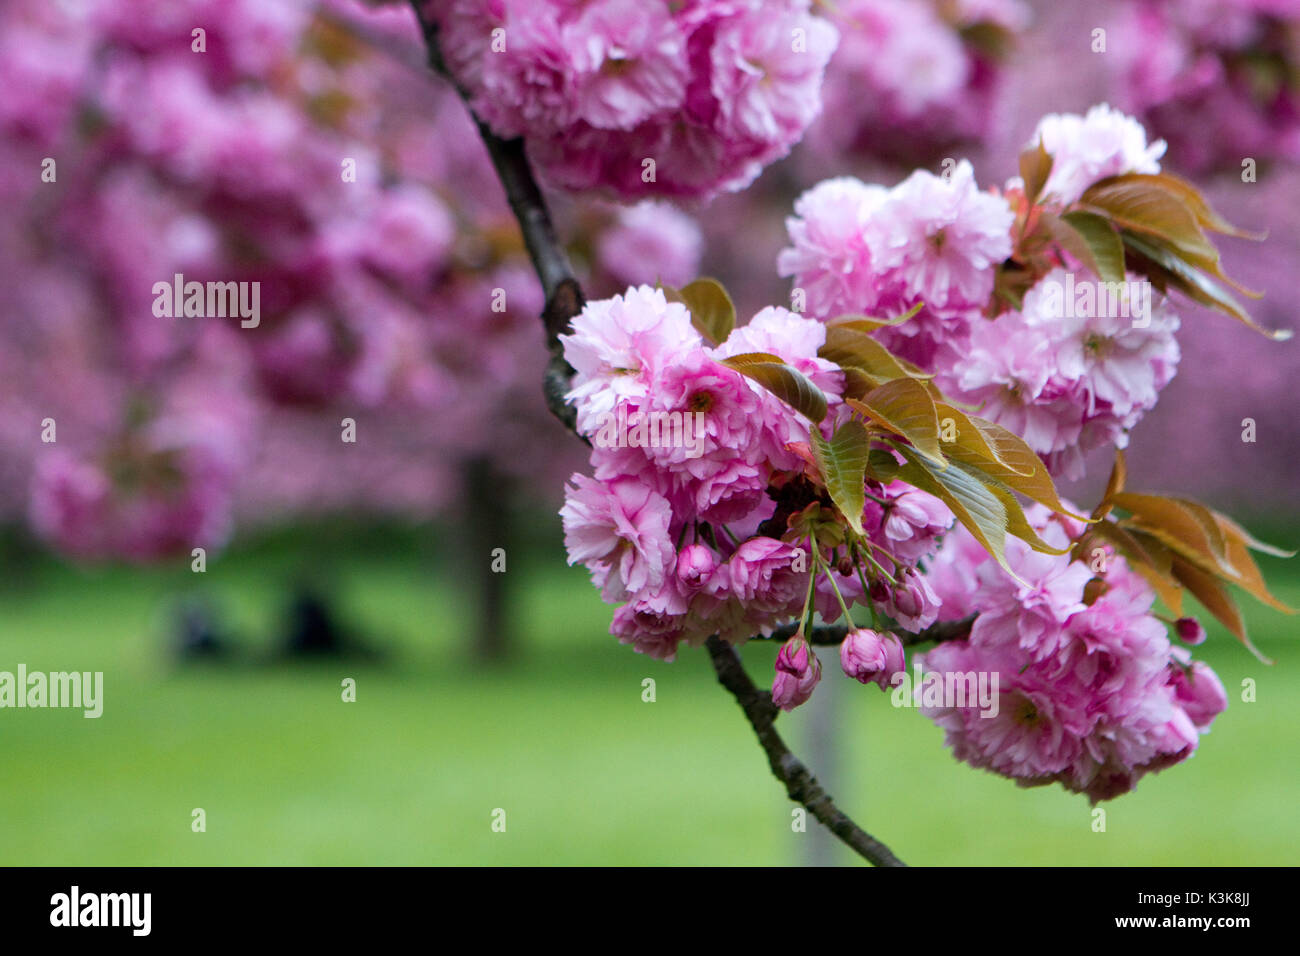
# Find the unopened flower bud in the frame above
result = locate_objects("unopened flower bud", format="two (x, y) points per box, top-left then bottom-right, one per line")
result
(1174, 617), (1206, 646)
(675, 543), (718, 590)
(772, 634), (821, 711)
(840, 628), (905, 690)
(892, 578), (924, 620)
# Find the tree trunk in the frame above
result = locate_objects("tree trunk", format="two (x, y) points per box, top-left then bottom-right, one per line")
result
(463, 456), (511, 663)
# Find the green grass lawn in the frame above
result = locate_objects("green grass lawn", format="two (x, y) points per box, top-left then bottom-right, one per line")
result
(0, 520), (1297, 866)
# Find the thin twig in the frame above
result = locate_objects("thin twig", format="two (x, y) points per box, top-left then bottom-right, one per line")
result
(759, 614), (977, 648)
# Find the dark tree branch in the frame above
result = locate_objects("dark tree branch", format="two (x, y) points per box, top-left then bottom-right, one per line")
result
(411, 2), (915, 866)
(705, 636), (906, 867)
(409, 2), (582, 434)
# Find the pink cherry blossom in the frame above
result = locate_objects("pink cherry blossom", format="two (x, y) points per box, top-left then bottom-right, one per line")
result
(776, 177), (890, 320)
(1029, 104), (1167, 206)
(560, 473), (676, 601)
(873, 160), (1014, 311)
(561, 285), (703, 436)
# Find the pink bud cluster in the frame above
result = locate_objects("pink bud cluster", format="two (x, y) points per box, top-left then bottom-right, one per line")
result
(430, 0), (839, 200)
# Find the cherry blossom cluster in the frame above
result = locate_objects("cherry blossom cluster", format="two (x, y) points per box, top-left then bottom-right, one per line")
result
(556, 279), (1226, 801)
(561, 102), (1235, 800)
(922, 505), (1227, 803)
(0, 0), (703, 560)
(1116, 0), (1300, 175)
(559, 286), (954, 687)
(429, 0), (839, 200)
(780, 104), (1181, 480)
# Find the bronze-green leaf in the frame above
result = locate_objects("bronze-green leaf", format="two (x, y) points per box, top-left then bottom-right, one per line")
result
(840, 366), (888, 401)
(1080, 178), (1218, 264)
(825, 302), (924, 334)
(666, 277), (735, 346)
(895, 446), (1015, 578)
(1114, 492), (1237, 581)
(945, 413), (1090, 520)
(1077, 520), (1185, 615)
(1120, 231), (1281, 336)
(1171, 557), (1270, 663)
(1019, 140), (1053, 206)
(721, 352), (828, 423)
(847, 378), (945, 463)
(1093, 449), (1127, 520)
(1097, 173), (1265, 240)
(1044, 210), (1126, 284)
(866, 447), (900, 484)
(1212, 514), (1296, 614)
(965, 467), (1070, 556)
(934, 402), (1032, 476)
(820, 325), (932, 382)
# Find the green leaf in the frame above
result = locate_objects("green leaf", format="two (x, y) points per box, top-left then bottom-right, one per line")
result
(809, 420), (872, 536)
(894, 447), (1016, 579)
(1121, 232), (1289, 340)
(1041, 210), (1126, 284)
(820, 325), (932, 382)
(721, 352), (828, 423)
(665, 277), (735, 346)
(942, 413), (1090, 520)
(846, 378), (945, 464)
